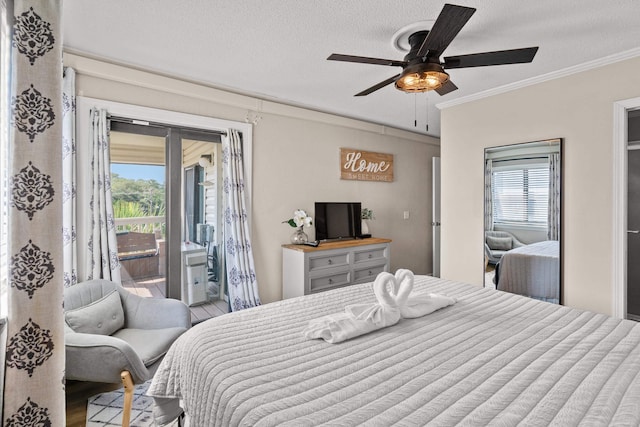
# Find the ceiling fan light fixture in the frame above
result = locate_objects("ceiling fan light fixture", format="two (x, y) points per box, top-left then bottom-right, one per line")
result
(395, 63), (449, 93)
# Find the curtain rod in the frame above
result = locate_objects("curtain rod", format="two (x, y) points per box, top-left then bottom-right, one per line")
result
(108, 115), (228, 137)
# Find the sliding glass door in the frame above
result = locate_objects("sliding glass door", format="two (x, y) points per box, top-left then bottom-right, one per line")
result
(110, 120), (224, 303)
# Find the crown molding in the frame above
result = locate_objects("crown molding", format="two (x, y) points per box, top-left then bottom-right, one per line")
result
(436, 47), (640, 111)
(63, 50), (438, 145)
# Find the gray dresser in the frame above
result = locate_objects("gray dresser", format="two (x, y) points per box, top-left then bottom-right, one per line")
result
(282, 238), (391, 299)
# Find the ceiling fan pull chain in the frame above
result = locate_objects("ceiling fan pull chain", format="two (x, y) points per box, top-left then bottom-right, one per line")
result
(425, 93), (429, 132)
(414, 93), (417, 128)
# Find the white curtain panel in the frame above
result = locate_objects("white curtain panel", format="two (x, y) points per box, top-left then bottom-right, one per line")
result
(222, 129), (260, 311)
(4, 0), (65, 424)
(548, 153), (561, 241)
(62, 67), (77, 287)
(86, 109), (121, 282)
(484, 159), (494, 231)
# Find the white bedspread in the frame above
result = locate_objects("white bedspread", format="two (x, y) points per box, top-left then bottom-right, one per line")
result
(148, 276), (640, 426)
(497, 240), (560, 303)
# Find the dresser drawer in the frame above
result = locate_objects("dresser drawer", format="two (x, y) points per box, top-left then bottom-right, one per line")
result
(353, 246), (387, 264)
(308, 251), (349, 271)
(309, 271), (351, 293)
(353, 263), (387, 284)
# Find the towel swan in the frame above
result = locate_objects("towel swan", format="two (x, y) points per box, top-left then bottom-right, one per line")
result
(303, 272), (402, 343)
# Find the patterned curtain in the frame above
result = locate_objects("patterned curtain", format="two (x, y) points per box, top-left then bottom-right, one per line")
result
(484, 158), (494, 231)
(222, 129), (260, 311)
(86, 109), (121, 282)
(62, 67), (77, 287)
(4, 1), (65, 425)
(548, 153), (561, 240)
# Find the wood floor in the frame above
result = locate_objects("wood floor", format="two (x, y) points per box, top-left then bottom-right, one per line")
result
(484, 263), (496, 290)
(66, 271), (228, 426)
(66, 381), (121, 427)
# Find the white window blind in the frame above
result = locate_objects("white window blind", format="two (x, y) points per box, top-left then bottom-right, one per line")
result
(492, 165), (549, 227)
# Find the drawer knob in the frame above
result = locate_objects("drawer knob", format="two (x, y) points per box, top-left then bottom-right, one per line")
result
(368, 270), (372, 275)
(368, 254), (373, 259)
(329, 278), (333, 284)
(328, 259), (333, 265)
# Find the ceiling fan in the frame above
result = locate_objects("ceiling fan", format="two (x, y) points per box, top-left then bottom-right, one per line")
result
(328, 3), (539, 96)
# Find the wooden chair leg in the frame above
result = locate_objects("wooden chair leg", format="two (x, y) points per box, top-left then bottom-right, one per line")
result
(121, 370), (134, 427)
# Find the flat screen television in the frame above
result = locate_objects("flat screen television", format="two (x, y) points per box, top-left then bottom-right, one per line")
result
(315, 202), (361, 241)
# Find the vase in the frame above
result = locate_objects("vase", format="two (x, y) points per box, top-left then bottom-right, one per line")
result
(290, 227), (308, 244)
(361, 219), (369, 235)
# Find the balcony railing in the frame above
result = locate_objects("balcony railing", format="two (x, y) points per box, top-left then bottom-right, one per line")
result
(115, 216), (165, 238)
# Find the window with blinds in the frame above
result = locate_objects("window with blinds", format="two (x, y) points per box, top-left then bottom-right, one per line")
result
(492, 166), (549, 227)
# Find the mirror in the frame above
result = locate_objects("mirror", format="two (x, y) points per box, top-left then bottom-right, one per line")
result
(484, 139), (562, 304)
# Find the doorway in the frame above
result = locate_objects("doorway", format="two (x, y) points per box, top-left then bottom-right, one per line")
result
(627, 109), (640, 321)
(432, 157), (441, 277)
(613, 97), (640, 319)
(109, 120), (225, 309)
(76, 97), (254, 320)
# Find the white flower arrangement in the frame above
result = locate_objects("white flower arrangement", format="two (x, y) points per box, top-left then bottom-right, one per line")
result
(361, 208), (374, 220)
(283, 209), (313, 228)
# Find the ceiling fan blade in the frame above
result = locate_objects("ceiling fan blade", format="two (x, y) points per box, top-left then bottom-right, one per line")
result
(417, 4), (476, 58)
(355, 74), (401, 97)
(435, 80), (458, 96)
(444, 47), (539, 69)
(328, 53), (406, 67)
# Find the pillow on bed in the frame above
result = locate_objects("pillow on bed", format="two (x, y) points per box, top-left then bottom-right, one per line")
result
(65, 290), (125, 336)
(486, 236), (512, 251)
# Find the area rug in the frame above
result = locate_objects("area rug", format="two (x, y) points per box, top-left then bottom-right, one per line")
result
(86, 380), (178, 426)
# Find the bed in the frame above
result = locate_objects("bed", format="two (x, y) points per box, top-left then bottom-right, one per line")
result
(496, 240), (560, 304)
(148, 275), (640, 426)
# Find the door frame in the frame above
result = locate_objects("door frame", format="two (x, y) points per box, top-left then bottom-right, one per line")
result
(76, 97), (252, 299)
(613, 96), (640, 318)
(432, 157), (441, 277)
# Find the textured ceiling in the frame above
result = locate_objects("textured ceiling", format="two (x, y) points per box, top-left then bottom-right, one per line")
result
(62, 0), (640, 137)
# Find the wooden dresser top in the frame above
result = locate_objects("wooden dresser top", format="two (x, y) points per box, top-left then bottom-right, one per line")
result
(282, 237), (391, 253)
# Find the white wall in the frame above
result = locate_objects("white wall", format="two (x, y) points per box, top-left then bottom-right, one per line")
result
(440, 56), (640, 316)
(65, 53), (440, 304)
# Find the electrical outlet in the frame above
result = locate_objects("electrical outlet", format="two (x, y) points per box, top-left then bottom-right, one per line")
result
(403, 211), (410, 220)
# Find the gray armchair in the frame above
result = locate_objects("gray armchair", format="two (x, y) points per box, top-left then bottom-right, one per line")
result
(64, 279), (190, 426)
(485, 230), (525, 265)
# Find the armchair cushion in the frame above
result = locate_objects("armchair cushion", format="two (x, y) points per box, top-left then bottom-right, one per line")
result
(65, 331), (150, 383)
(65, 290), (125, 336)
(486, 236), (513, 251)
(112, 327), (187, 366)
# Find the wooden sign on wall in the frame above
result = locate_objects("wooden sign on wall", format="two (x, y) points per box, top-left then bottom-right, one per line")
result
(340, 148), (394, 182)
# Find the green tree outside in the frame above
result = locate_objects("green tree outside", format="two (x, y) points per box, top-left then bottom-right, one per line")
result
(111, 173), (166, 235)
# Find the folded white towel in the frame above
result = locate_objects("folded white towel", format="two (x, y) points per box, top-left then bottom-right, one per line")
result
(394, 269), (457, 318)
(303, 272), (401, 343)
